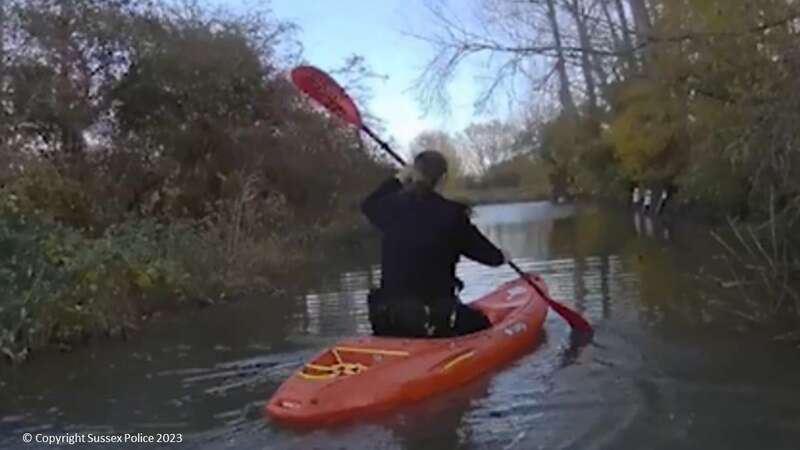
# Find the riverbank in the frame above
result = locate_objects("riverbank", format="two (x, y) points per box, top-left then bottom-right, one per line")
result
(0, 0), (396, 365)
(0, 210), (375, 365)
(447, 186), (551, 207)
(0, 178), (549, 365)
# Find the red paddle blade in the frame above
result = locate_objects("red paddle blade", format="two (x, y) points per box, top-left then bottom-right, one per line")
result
(544, 297), (594, 334)
(511, 263), (593, 334)
(290, 65), (363, 127)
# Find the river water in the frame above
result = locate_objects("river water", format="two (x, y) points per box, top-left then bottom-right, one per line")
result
(1, 202), (799, 449)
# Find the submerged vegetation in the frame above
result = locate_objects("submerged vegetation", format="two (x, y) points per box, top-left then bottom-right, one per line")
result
(0, 0), (386, 362)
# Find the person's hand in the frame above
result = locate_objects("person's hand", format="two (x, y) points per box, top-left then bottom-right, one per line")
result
(453, 277), (465, 294)
(396, 165), (419, 185)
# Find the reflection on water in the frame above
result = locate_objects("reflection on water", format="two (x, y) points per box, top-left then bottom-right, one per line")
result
(295, 202), (641, 342)
(2, 202), (800, 450)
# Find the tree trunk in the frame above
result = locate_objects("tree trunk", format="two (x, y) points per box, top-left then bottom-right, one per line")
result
(629, 0), (655, 72)
(567, 0), (599, 115)
(592, 52), (612, 102)
(544, 0), (578, 116)
(612, 0), (635, 52)
(600, 0), (624, 52)
(607, 0), (638, 74)
(0, 0), (5, 101)
(629, 0), (652, 45)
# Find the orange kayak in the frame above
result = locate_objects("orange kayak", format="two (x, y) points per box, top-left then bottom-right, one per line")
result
(265, 273), (550, 425)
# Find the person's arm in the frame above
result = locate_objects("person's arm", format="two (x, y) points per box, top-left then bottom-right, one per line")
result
(361, 177), (403, 230)
(458, 213), (505, 267)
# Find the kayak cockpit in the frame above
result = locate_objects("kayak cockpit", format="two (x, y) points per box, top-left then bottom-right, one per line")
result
(298, 346), (410, 381)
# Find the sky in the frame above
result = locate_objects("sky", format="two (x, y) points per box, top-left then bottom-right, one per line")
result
(222, 0), (492, 153)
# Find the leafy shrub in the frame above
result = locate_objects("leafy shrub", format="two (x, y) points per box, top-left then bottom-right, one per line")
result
(0, 212), (204, 362)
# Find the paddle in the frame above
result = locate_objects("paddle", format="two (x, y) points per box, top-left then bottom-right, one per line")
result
(289, 65), (593, 334)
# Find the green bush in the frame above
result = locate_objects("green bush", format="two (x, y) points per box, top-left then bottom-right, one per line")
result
(0, 0), (387, 363)
(0, 212), (205, 362)
(0, 164), (95, 229)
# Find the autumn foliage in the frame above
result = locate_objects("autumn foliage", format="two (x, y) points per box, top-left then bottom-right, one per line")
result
(0, 0), (385, 361)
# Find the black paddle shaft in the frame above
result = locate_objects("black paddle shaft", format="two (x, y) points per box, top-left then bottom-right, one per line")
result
(509, 260), (543, 295)
(362, 125), (406, 166)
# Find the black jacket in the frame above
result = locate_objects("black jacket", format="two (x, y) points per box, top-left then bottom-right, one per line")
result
(361, 177), (504, 300)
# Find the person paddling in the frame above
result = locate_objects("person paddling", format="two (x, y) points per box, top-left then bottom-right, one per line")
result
(361, 150), (506, 338)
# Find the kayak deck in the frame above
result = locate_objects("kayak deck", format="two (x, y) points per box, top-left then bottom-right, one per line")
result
(265, 273), (550, 425)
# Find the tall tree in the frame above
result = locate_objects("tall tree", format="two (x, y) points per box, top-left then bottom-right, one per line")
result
(612, 0), (637, 70)
(563, 0), (599, 115)
(0, 0), (6, 124)
(412, 0), (593, 115)
(4, 0), (134, 157)
(459, 120), (520, 175)
(544, 0), (578, 116)
(600, 0), (624, 52)
(0, 0), (5, 80)
(629, 0), (652, 43)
